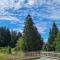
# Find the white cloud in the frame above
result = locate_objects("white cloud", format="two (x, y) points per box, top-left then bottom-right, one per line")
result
(12, 28), (23, 33)
(37, 26), (47, 34)
(0, 0), (26, 14)
(0, 0), (60, 24)
(0, 0), (14, 10)
(35, 22), (47, 34)
(27, 0), (35, 6)
(0, 15), (21, 23)
(0, 0), (21, 9)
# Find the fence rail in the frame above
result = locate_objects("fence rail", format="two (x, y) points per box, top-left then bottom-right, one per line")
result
(5, 51), (60, 60)
(24, 51), (60, 58)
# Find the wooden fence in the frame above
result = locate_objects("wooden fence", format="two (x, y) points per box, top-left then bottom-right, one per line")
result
(5, 51), (60, 60)
(24, 51), (60, 58)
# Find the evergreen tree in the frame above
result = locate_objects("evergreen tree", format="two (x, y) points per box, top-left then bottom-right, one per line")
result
(42, 43), (48, 51)
(48, 22), (58, 51)
(18, 15), (43, 51)
(10, 31), (22, 48)
(0, 27), (21, 47)
(0, 27), (6, 46)
(17, 32), (22, 40)
(0, 27), (11, 47)
(55, 32), (60, 51)
(5, 28), (11, 47)
(16, 37), (25, 51)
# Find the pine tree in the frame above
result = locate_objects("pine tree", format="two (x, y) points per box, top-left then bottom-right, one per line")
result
(55, 32), (60, 51)
(6, 28), (11, 47)
(17, 32), (22, 39)
(48, 22), (58, 51)
(0, 27), (11, 47)
(18, 14), (43, 51)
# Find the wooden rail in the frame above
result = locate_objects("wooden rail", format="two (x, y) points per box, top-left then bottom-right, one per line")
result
(40, 52), (60, 58)
(24, 51), (60, 59)
(5, 51), (60, 60)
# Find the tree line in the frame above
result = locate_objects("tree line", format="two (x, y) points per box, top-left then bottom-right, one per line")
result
(0, 27), (22, 48)
(16, 14), (60, 52)
(43, 22), (60, 51)
(0, 14), (60, 52)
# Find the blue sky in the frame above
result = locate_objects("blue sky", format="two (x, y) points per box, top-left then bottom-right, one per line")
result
(0, 0), (60, 42)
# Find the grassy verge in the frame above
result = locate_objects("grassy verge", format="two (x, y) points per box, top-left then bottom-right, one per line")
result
(0, 52), (25, 60)
(0, 47), (25, 60)
(0, 53), (7, 60)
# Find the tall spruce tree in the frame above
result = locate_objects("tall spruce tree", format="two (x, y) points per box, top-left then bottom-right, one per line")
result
(55, 32), (60, 51)
(0, 27), (11, 47)
(48, 22), (58, 51)
(6, 28), (11, 47)
(19, 15), (43, 51)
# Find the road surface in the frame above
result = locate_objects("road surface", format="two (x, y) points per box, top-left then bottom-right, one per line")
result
(35, 57), (57, 60)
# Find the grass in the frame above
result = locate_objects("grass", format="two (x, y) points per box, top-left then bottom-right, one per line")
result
(0, 47), (25, 60)
(0, 52), (25, 60)
(0, 53), (7, 60)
